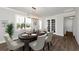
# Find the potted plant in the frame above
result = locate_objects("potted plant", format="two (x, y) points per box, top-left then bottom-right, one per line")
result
(5, 24), (14, 38)
(21, 23), (25, 29)
(17, 23), (21, 29)
(26, 24), (30, 28)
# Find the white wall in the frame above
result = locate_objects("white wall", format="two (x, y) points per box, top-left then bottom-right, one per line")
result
(68, 8), (79, 45)
(41, 15), (64, 36)
(72, 17), (76, 36)
(42, 11), (75, 36)
(0, 22), (5, 43)
(74, 8), (79, 45)
(64, 17), (73, 34)
(0, 8), (27, 43)
(56, 15), (64, 36)
(0, 8), (15, 43)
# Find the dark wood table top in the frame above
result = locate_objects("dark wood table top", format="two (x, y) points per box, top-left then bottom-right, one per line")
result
(19, 32), (46, 40)
(19, 34), (37, 40)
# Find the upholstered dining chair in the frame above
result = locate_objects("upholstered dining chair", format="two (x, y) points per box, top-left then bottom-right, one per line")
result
(4, 33), (24, 51)
(45, 32), (53, 50)
(29, 34), (47, 51)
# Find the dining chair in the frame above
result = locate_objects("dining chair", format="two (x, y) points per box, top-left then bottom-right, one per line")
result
(4, 33), (24, 51)
(12, 32), (19, 40)
(29, 34), (47, 51)
(45, 32), (53, 50)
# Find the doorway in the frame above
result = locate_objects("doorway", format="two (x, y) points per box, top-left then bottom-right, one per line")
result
(64, 16), (75, 36)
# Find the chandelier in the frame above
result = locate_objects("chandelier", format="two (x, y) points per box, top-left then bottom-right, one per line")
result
(31, 7), (39, 19)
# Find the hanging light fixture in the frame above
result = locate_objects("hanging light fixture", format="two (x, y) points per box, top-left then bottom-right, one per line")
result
(32, 7), (36, 10)
(28, 7), (39, 19)
(31, 7), (39, 19)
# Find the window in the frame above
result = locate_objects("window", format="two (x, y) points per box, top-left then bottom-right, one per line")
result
(16, 15), (31, 30)
(47, 19), (55, 32)
(47, 20), (50, 32)
(51, 19), (55, 32)
(25, 17), (31, 29)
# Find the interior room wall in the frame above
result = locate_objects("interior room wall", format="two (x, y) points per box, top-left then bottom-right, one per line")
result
(41, 9), (79, 45)
(68, 8), (79, 45)
(72, 17), (75, 36)
(74, 8), (79, 45)
(0, 8), (27, 43)
(41, 15), (64, 36)
(64, 17), (73, 34)
(42, 11), (75, 36)
(0, 22), (5, 43)
(0, 8), (15, 43)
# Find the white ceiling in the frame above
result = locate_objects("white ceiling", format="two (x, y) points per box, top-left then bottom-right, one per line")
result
(8, 7), (74, 17)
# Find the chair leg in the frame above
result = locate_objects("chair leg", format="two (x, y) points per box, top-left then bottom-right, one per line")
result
(50, 42), (52, 46)
(23, 46), (25, 51)
(29, 46), (34, 51)
(29, 47), (32, 51)
(43, 46), (45, 51)
(48, 42), (50, 50)
(43, 42), (47, 51)
(10, 50), (14, 51)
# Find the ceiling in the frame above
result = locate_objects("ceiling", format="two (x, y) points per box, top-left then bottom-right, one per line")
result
(8, 7), (74, 18)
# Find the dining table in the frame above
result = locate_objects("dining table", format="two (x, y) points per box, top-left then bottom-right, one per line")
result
(18, 32), (46, 51)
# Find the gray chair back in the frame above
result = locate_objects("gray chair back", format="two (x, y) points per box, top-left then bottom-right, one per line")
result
(46, 32), (53, 42)
(36, 34), (46, 50)
(4, 33), (13, 48)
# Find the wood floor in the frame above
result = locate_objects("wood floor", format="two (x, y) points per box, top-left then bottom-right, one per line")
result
(45, 35), (79, 51)
(0, 33), (79, 51)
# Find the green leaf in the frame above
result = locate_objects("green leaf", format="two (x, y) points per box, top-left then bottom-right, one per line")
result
(5, 24), (14, 38)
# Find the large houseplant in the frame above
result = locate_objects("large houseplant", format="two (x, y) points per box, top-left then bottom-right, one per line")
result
(5, 24), (14, 38)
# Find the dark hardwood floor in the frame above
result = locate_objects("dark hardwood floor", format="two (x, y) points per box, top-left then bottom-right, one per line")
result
(46, 34), (79, 51)
(0, 43), (8, 51)
(0, 32), (79, 51)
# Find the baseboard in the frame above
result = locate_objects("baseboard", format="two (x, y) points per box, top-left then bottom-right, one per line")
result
(56, 34), (64, 37)
(54, 34), (64, 38)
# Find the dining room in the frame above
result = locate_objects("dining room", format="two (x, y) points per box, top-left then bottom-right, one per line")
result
(0, 0), (78, 59)
(0, 7), (79, 51)
(3, 14), (50, 51)
(1, 7), (53, 51)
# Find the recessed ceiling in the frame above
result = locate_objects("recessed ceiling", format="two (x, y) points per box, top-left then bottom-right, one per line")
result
(8, 7), (74, 17)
